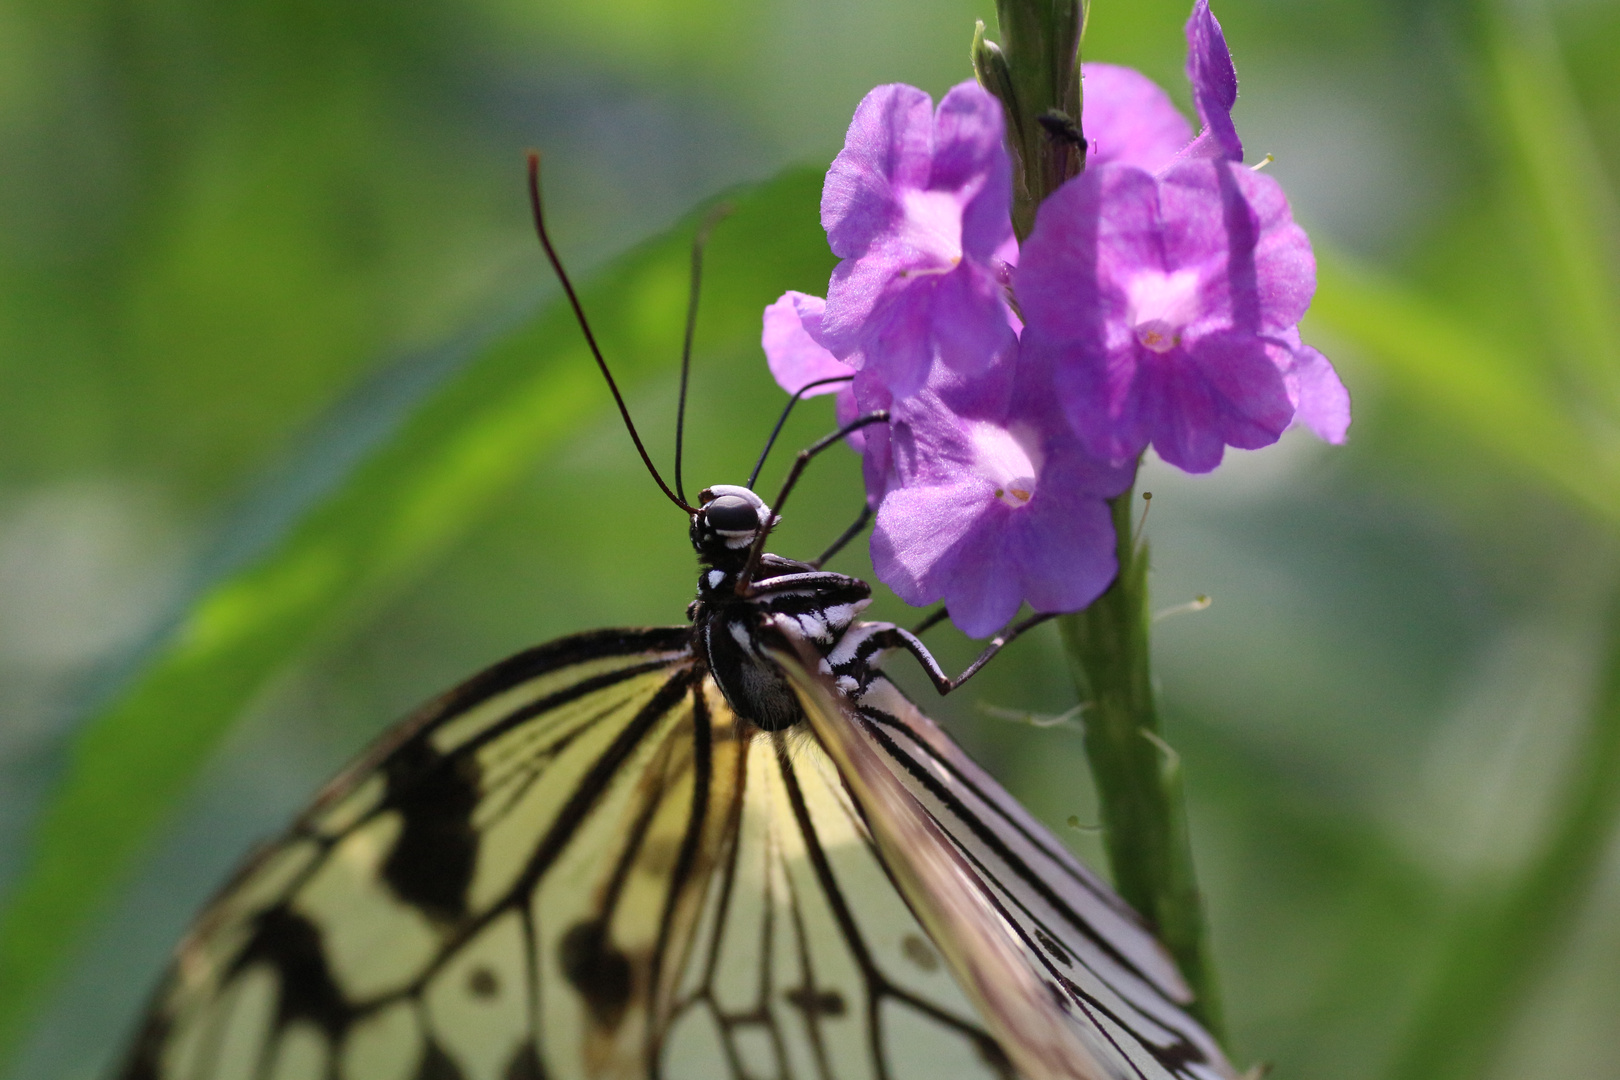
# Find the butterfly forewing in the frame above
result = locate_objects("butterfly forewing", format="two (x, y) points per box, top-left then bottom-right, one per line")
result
(774, 637), (1234, 1080)
(125, 629), (698, 1080)
(857, 686), (1229, 1079)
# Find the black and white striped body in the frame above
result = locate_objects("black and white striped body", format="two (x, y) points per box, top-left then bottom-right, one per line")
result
(688, 485), (935, 734)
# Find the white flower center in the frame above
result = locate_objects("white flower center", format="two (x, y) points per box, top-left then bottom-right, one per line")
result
(898, 188), (965, 270)
(968, 420), (1043, 507)
(1125, 269), (1201, 353)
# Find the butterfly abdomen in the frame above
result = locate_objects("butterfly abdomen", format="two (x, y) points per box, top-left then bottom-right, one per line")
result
(692, 556), (871, 734)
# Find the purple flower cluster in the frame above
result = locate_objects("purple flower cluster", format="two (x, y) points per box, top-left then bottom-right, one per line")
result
(764, 0), (1348, 636)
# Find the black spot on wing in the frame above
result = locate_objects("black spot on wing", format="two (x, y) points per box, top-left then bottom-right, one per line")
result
(234, 905), (351, 1035)
(505, 1042), (546, 1080)
(784, 986), (847, 1017)
(975, 1036), (1017, 1080)
(415, 1040), (468, 1080)
(466, 966), (499, 999)
(1034, 925), (1074, 967)
(559, 919), (632, 1029)
(382, 740), (480, 921)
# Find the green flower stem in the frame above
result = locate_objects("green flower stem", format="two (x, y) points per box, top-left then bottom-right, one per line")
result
(973, 0), (1085, 238)
(978, 0), (1223, 1039)
(1058, 485), (1225, 1039)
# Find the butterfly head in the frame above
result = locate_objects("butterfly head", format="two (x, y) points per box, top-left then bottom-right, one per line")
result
(692, 485), (777, 566)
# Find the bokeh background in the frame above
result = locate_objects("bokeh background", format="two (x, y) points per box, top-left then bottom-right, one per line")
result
(4, 0), (1620, 1077)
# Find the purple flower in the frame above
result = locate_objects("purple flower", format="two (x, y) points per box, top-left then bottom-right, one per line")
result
(762, 290), (892, 501)
(1080, 1), (1240, 171)
(870, 354), (1131, 637)
(1274, 326), (1351, 443)
(1080, 64), (1192, 173)
(1182, 0), (1242, 162)
(817, 81), (1018, 398)
(763, 291), (856, 406)
(1018, 159), (1321, 473)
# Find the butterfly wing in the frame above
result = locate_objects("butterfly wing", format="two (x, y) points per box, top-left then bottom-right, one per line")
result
(121, 627), (714, 1080)
(660, 695), (1015, 1080)
(119, 621), (1230, 1080)
(119, 627), (1015, 1080)
(771, 631), (1236, 1080)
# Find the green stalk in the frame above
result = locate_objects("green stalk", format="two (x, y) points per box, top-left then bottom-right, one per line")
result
(973, 0), (1085, 238)
(976, 0), (1224, 1037)
(1059, 487), (1224, 1037)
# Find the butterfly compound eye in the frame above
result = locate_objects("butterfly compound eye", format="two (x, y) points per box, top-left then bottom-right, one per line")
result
(704, 494), (759, 533)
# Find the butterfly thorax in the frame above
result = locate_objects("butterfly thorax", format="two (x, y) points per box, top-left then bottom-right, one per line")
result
(687, 485), (872, 732)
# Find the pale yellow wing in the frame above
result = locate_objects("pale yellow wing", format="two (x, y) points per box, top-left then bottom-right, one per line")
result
(658, 688), (1015, 1080)
(121, 628), (715, 1080)
(772, 632), (1236, 1080)
(122, 626), (1016, 1080)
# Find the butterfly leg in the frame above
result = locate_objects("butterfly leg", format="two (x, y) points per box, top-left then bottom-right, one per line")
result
(854, 612), (1059, 694)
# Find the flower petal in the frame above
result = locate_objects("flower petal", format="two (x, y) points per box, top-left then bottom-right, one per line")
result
(1017, 164), (1163, 346)
(1185, 0), (1242, 162)
(763, 292), (854, 397)
(1080, 63), (1193, 173)
(1273, 331), (1350, 443)
(871, 475), (988, 604)
(1156, 160), (1315, 337)
(933, 82), (1016, 261)
(937, 510), (1027, 638)
(822, 84), (935, 259)
(1142, 331), (1292, 472)
(931, 263), (1018, 377)
(1010, 472), (1120, 616)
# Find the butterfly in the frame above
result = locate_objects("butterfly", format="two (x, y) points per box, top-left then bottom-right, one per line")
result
(114, 156), (1235, 1080)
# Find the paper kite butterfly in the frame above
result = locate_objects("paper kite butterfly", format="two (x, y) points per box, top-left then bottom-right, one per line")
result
(116, 157), (1234, 1080)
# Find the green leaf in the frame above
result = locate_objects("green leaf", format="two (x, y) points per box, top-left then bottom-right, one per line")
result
(1310, 253), (1620, 524)
(0, 166), (832, 1059)
(1382, 590), (1620, 1080)
(1488, 7), (1620, 413)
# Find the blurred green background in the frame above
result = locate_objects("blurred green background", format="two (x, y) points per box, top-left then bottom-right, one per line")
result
(4, 0), (1620, 1077)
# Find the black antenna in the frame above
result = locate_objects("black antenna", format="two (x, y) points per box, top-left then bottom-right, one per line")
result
(526, 152), (697, 515)
(745, 374), (855, 489)
(673, 203), (733, 505)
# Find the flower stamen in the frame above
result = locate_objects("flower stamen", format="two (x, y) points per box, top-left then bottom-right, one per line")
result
(1135, 320), (1180, 353)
